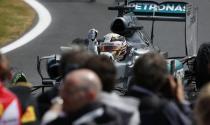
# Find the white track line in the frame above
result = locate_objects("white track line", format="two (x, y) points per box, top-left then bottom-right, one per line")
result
(0, 0), (52, 54)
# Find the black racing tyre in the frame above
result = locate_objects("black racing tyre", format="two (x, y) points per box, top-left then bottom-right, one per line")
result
(195, 42), (210, 89)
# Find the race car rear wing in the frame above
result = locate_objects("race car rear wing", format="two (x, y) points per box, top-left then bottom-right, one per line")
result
(109, 1), (187, 21)
(129, 1), (187, 22)
(108, 1), (198, 56)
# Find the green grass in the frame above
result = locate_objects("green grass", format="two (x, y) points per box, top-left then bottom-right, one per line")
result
(0, 0), (35, 46)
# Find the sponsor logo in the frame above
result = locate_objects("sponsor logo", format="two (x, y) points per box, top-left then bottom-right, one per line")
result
(129, 2), (186, 14)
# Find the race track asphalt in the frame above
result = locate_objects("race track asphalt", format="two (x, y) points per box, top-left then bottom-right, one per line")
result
(6, 0), (210, 85)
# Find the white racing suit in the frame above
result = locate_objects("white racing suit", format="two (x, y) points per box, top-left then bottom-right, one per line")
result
(88, 39), (99, 55)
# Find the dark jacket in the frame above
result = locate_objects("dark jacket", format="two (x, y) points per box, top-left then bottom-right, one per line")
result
(127, 85), (192, 125)
(37, 87), (59, 118)
(46, 103), (133, 125)
(10, 85), (39, 125)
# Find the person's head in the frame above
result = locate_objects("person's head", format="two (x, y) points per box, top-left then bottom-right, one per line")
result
(84, 55), (116, 92)
(0, 53), (11, 81)
(194, 83), (210, 125)
(60, 69), (101, 113)
(195, 82), (210, 125)
(133, 52), (168, 93)
(60, 49), (92, 78)
(87, 29), (98, 41)
(195, 42), (210, 89)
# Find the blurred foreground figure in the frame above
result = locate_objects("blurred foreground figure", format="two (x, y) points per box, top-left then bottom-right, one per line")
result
(37, 46), (92, 118)
(84, 55), (116, 92)
(127, 52), (192, 125)
(195, 42), (210, 89)
(194, 82), (210, 125)
(10, 73), (39, 125)
(43, 69), (136, 125)
(0, 53), (21, 125)
(84, 55), (140, 125)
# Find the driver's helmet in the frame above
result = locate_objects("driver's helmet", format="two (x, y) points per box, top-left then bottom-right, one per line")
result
(99, 33), (128, 61)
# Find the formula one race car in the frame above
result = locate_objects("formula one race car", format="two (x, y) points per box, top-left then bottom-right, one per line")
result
(100, 0), (199, 94)
(33, 1), (209, 98)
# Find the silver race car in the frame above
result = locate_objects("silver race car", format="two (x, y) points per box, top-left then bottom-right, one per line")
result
(34, 1), (208, 99)
(97, 0), (198, 94)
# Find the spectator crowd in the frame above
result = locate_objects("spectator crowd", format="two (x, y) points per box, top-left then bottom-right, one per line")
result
(1, 40), (210, 125)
